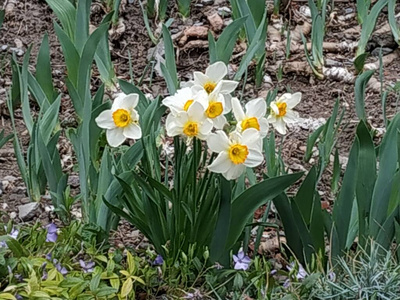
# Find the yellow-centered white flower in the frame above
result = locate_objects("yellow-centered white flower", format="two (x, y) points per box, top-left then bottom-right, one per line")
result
(192, 61), (238, 97)
(95, 93), (142, 147)
(232, 97), (269, 138)
(165, 102), (213, 141)
(162, 87), (207, 115)
(207, 129), (264, 180)
(268, 92), (302, 135)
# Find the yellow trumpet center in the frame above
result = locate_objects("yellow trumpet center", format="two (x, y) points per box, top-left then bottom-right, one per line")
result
(183, 99), (194, 111)
(183, 121), (199, 137)
(112, 109), (131, 128)
(228, 144), (249, 165)
(204, 81), (217, 94)
(241, 117), (260, 131)
(206, 102), (223, 119)
(277, 102), (287, 117)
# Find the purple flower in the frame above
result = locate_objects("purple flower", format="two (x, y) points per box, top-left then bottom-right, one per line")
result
(46, 223), (58, 243)
(153, 254), (164, 266)
(287, 262), (308, 280)
(328, 271), (336, 281)
(1, 227), (19, 248)
(54, 260), (67, 276)
(45, 253), (52, 261)
(233, 250), (251, 270)
(16, 295), (23, 300)
(183, 290), (203, 299)
(79, 259), (95, 273)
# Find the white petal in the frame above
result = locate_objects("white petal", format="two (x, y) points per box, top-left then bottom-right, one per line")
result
(120, 93), (139, 110)
(106, 128), (126, 147)
(224, 164), (246, 180)
(223, 94), (233, 111)
(205, 61), (227, 82)
(245, 149), (264, 167)
(274, 118), (287, 135)
(208, 152), (232, 174)
(197, 119), (213, 140)
(245, 98), (267, 119)
(270, 102), (279, 115)
(232, 97), (245, 121)
(212, 115), (227, 130)
(241, 128), (261, 147)
(218, 80), (239, 94)
(113, 93), (126, 108)
(95, 109), (115, 129)
(166, 113), (184, 137)
(259, 118), (269, 138)
(188, 102), (206, 122)
(285, 92), (302, 109)
(282, 109), (299, 123)
(123, 124), (142, 140)
(193, 72), (209, 86)
(207, 131), (230, 152)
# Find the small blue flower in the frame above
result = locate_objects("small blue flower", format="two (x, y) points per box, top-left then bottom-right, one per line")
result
(16, 295), (23, 300)
(233, 250), (251, 270)
(1, 227), (19, 248)
(79, 259), (95, 273)
(46, 223), (58, 243)
(153, 254), (164, 266)
(53, 259), (67, 276)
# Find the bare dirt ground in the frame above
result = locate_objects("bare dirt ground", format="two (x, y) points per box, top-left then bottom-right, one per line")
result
(0, 0), (399, 252)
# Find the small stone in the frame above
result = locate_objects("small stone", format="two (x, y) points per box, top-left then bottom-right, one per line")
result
(218, 7), (231, 17)
(14, 39), (23, 49)
(1, 45), (8, 51)
(202, 0), (214, 5)
(18, 202), (40, 221)
(208, 13), (224, 32)
(345, 7), (354, 14)
(4, 175), (17, 182)
(9, 212), (17, 219)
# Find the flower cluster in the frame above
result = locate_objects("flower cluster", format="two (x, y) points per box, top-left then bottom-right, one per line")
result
(95, 61), (301, 180)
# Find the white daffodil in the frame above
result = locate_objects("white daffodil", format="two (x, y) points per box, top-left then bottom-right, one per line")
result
(95, 93), (142, 147)
(267, 92), (302, 135)
(162, 87), (207, 115)
(166, 102), (213, 142)
(232, 97), (269, 138)
(192, 61), (238, 96)
(207, 129), (264, 180)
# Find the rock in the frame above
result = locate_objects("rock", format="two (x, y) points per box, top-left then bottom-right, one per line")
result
(0, 181), (3, 196)
(218, 7), (231, 17)
(4, 175), (17, 182)
(18, 202), (39, 221)
(208, 13), (224, 32)
(202, 0), (214, 4)
(1, 45), (8, 52)
(14, 38), (23, 49)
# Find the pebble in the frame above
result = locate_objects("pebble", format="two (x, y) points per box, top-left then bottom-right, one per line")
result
(218, 7), (232, 17)
(371, 47), (394, 57)
(208, 13), (224, 32)
(202, 0), (214, 4)
(345, 7), (354, 14)
(18, 202), (40, 221)
(1, 45), (8, 51)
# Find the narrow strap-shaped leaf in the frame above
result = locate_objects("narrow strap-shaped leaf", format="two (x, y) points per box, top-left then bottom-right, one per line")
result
(46, 0), (76, 40)
(75, 0), (92, 54)
(210, 177), (231, 263)
(355, 70), (375, 122)
(162, 24), (178, 93)
(294, 166), (317, 224)
(36, 33), (55, 104)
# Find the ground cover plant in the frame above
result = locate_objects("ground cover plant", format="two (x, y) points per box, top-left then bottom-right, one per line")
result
(1, 0), (400, 299)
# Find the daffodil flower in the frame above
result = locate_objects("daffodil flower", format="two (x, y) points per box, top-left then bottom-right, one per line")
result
(267, 92), (302, 135)
(207, 129), (263, 180)
(192, 61), (238, 96)
(166, 102), (213, 141)
(95, 93), (142, 147)
(232, 97), (269, 138)
(162, 87), (207, 115)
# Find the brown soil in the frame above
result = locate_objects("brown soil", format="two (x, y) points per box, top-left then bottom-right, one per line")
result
(0, 0), (399, 250)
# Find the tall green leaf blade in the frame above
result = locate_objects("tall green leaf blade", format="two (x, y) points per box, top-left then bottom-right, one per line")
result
(370, 113), (400, 237)
(36, 33), (55, 104)
(0, 10), (4, 29)
(54, 22), (80, 86)
(294, 166), (317, 224)
(162, 24), (178, 93)
(215, 16), (247, 64)
(75, 0), (92, 53)
(355, 121), (376, 247)
(39, 95), (61, 144)
(331, 136), (359, 257)
(389, 0), (400, 45)
(355, 69), (374, 122)
(46, 0), (76, 40)
(225, 172), (303, 251)
(210, 178), (231, 263)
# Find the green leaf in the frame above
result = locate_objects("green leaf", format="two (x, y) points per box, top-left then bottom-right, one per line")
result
(210, 177), (231, 263)
(0, 10), (4, 29)
(162, 24), (178, 94)
(121, 278), (133, 298)
(214, 16), (247, 64)
(45, 0), (76, 40)
(389, 0), (400, 45)
(36, 33), (55, 104)
(0, 130), (13, 149)
(354, 53), (368, 73)
(304, 125), (324, 162)
(225, 172), (303, 251)
(355, 69), (374, 122)
(294, 166), (317, 224)
(39, 95), (61, 144)
(75, 0), (92, 53)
